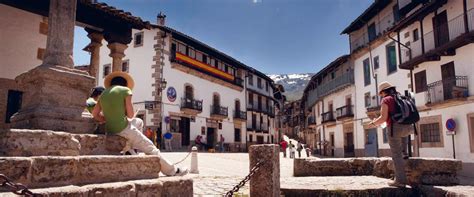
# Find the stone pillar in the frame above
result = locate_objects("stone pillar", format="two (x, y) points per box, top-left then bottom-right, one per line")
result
(10, 0), (96, 133)
(190, 146), (199, 174)
(107, 43), (127, 72)
(249, 144), (280, 197)
(85, 29), (103, 82)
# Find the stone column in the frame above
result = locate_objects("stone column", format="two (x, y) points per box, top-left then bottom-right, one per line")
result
(108, 43), (127, 72)
(85, 29), (103, 81)
(11, 0), (96, 133)
(249, 144), (280, 197)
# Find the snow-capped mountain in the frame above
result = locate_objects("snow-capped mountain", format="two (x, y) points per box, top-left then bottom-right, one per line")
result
(268, 73), (314, 101)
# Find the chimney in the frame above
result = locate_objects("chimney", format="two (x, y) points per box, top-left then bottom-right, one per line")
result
(157, 12), (166, 26)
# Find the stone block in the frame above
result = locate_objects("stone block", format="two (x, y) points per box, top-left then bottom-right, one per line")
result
(86, 182), (135, 197)
(73, 134), (126, 155)
(249, 144), (280, 197)
(160, 177), (194, 197)
(0, 157), (31, 184)
(30, 156), (78, 188)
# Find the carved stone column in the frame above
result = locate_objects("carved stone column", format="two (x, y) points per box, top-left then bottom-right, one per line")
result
(11, 0), (96, 133)
(107, 43), (127, 72)
(85, 29), (103, 81)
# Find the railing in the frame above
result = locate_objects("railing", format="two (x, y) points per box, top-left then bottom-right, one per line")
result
(425, 76), (469, 105)
(307, 116), (316, 125)
(305, 70), (354, 111)
(234, 110), (247, 120)
(181, 98), (203, 111)
(350, 12), (395, 52)
(210, 105), (228, 117)
(321, 111), (335, 123)
(235, 78), (244, 87)
(336, 105), (354, 119)
(366, 96), (380, 112)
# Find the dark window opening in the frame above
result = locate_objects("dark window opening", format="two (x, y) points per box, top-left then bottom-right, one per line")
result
(5, 90), (23, 123)
(414, 70), (427, 93)
(363, 58), (371, 86)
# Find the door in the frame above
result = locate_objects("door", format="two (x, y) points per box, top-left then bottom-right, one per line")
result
(330, 133), (335, 156)
(345, 132), (355, 157)
(180, 117), (191, 146)
(5, 90), (22, 123)
(257, 136), (264, 144)
(365, 129), (379, 157)
(207, 128), (215, 149)
(368, 23), (377, 42)
(433, 11), (449, 47)
(441, 62), (455, 100)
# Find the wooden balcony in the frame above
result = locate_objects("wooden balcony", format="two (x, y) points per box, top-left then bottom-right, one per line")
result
(425, 76), (469, 106)
(180, 98), (202, 114)
(210, 105), (228, 119)
(336, 105), (354, 120)
(321, 111), (335, 124)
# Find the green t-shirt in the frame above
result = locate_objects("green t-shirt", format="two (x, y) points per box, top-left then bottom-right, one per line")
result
(86, 97), (97, 113)
(99, 85), (132, 134)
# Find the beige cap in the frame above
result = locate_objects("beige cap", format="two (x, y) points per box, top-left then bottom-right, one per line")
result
(378, 81), (395, 93)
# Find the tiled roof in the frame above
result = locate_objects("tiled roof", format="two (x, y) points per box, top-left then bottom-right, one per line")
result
(80, 0), (151, 29)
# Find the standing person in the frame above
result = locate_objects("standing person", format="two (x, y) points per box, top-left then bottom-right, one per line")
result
(86, 86), (105, 134)
(279, 139), (288, 158)
(305, 145), (311, 157)
(368, 81), (414, 187)
(92, 71), (187, 176)
(219, 134), (225, 153)
(289, 141), (295, 159)
(145, 128), (153, 143)
(297, 141), (303, 158)
(164, 131), (173, 151)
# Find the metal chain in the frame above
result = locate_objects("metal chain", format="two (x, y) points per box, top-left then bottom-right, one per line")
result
(172, 151), (193, 165)
(225, 159), (265, 197)
(0, 174), (43, 197)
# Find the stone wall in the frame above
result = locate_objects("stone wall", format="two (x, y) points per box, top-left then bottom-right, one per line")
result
(294, 157), (462, 186)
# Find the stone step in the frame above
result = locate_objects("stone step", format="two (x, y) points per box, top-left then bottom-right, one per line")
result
(0, 155), (160, 189)
(294, 157), (462, 186)
(0, 129), (126, 156)
(0, 176), (193, 197)
(281, 176), (415, 197)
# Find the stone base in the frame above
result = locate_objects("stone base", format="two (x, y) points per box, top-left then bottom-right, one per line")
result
(294, 157), (462, 186)
(10, 65), (96, 133)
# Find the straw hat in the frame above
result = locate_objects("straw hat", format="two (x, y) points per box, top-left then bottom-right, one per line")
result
(104, 71), (135, 90)
(378, 81), (395, 93)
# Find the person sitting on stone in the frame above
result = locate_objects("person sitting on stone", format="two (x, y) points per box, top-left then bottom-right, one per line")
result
(92, 71), (188, 176)
(86, 86), (105, 134)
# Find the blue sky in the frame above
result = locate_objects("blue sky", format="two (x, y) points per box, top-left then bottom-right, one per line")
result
(73, 0), (372, 74)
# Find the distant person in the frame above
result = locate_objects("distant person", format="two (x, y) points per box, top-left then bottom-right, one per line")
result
(305, 145), (311, 157)
(92, 71), (187, 176)
(368, 81), (416, 187)
(195, 135), (209, 150)
(297, 141), (303, 158)
(289, 141), (295, 159)
(219, 134), (225, 152)
(145, 127), (154, 143)
(280, 139), (288, 158)
(164, 131), (173, 151)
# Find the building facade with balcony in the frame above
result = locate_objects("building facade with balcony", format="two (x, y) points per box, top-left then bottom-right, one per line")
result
(301, 55), (355, 158)
(97, 16), (276, 152)
(393, 0), (474, 177)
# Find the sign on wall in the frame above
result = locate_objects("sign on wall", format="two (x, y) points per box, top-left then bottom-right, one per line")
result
(446, 118), (456, 135)
(167, 87), (177, 102)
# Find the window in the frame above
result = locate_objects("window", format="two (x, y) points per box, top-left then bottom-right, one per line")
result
(134, 32), (144, 47)
(386, 43), (397, 74)
(103, 64), (111, 77)
(202, 54), (208, 64)
(414, 70), (427, 93)
(185, 85), (193, 99)
(5, 90), (22, 123)
(248, 74), (254, 85)
(331, 72), (335, 79)
(249, 134), (253, 142)
(393, 4), (400, 22)
(413, 29), (419, 42)
(368, 23), (377, 42)
(213, 94), (220, 106)
(363, 58), (371, 86)
(257, 78), (262, 89)
(420, 123), (441, 143)
(188, 48), (195, 58)
(195, 51), (203, 62)
(249, 93), (254, 105)
(225, 65), (228, 73)
(178, 43), (186, 54)
(235, 129), (241, 142)
(374, 56), (379, 69)
(364, 92), (371, 107)
(214, 59), (218, 67)
(122, 60), (129, 73)
(37, 48), (45, 60)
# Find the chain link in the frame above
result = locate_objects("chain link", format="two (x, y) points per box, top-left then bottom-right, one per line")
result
(0, 174), (43, 197)
(225, 159), (265, 197)
(172, 151), (193, 166)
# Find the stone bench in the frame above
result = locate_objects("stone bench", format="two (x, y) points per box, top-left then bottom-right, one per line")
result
(0, 155), (161, 189)
(0, 129), (127, 156)
(294, 157), (462, 186)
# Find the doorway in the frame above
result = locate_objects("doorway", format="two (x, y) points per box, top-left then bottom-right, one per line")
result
(207, 127), (216, 149)
(441, 62), (455, 100)
(433, 11), (449, 47)
(257, 136), (264, 144)
(344, 132), (355, 157)
(180, 117), (191, 146)
(329, 133), (335, 156)
(364, 129), (379, 157)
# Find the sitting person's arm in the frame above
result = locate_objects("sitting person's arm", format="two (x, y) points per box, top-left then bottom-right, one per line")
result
(92, 101), (106, 123)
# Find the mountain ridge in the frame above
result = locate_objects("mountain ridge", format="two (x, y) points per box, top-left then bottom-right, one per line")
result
(268, 73), (314, 101)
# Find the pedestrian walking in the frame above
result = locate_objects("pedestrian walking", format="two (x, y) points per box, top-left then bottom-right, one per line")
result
(297, 141), (303, 158)
(219, 134), (225, 152)
(289, 141), (295, 159)
(368, 81), (417, 187)
(92, 71), (187, 176)
(164, 131), (173, 151)
(279, 139), (288, 158)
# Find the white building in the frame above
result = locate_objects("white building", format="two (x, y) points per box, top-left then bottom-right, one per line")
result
(97, 16), (278, 151)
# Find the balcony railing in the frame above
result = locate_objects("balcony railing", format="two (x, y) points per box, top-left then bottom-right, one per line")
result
(350, 12), (395, 52)
(402, 9), (474, 64)
(210, 105), (228, 117)
(425, 76), (469, 105)
(233, 110), (247, 120)
(304, 70), (354, 111)
(235, 78), (244, 87)
(336, 105), (354, 119)
(307, 116), (316, 125)
(321, 111), (335, 123)
(180, 98), (203, 112)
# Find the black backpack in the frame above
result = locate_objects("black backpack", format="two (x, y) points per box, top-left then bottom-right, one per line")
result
(389, 92), (420, 136)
